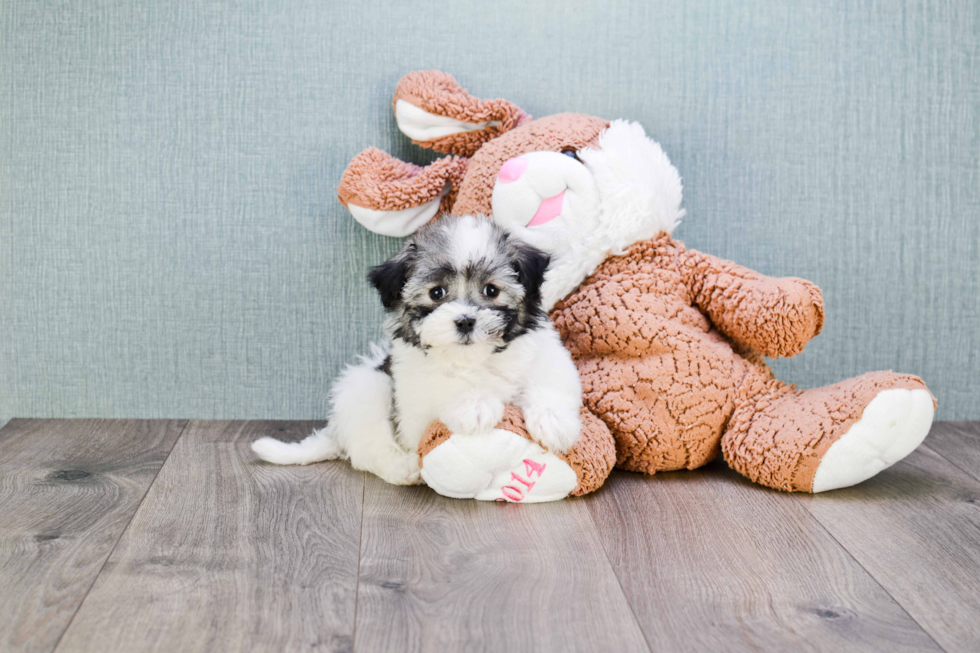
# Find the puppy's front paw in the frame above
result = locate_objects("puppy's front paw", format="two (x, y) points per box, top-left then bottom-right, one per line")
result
(442, 396), (506, 435)
(525, 405), (581, 454)
(374, 452), (422, 486)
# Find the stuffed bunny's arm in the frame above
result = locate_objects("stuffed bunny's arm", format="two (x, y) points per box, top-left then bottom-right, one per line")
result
(678, 248), (824, 358)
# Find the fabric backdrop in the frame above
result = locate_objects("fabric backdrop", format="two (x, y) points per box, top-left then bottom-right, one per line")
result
(1, 0), (977, 425)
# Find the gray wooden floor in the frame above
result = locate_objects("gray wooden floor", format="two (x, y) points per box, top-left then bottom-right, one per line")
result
(1, 420), (978, 653)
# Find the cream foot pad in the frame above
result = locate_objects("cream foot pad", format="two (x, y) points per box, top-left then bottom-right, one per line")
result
(812, 388), (934, 492)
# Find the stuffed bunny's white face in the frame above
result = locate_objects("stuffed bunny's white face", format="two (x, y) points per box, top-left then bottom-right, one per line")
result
(490, 120), (685, 308)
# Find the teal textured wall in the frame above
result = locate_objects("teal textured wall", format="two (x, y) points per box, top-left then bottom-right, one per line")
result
(2, 0), (977, 424)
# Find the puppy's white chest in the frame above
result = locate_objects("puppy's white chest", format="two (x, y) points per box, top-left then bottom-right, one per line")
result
(390, 339), (534, 437)
(397, 346), (527, 403)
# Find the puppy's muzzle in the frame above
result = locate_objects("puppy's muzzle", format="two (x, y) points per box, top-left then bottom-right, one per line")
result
(454, 315), (476, 335)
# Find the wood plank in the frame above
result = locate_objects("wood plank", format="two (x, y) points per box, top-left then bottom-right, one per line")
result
(354, 476), (650, 653)
(799, 440), (980, 652)
(54, 421), (364, 653)
(588, 463), (941, 652)
(924, 421), (980, 484)
(0, 419), (186, 653)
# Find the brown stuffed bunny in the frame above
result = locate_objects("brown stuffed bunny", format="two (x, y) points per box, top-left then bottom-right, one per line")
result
(337, 70), (936, 502)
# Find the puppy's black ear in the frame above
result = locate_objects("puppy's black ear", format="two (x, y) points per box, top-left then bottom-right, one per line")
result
(513, 244), (550, 305)
(368, 244), (416, 309)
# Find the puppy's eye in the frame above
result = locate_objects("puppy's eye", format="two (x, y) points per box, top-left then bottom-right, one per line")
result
(561, 148), (580, 161)
(483, 284), (499, 299)
(429, 286), (446, 301)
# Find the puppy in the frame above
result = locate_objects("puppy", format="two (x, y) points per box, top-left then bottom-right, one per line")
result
(251, 215), (583, 485)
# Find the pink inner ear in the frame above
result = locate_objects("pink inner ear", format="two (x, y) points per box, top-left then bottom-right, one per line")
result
(527, 191), (565, 227)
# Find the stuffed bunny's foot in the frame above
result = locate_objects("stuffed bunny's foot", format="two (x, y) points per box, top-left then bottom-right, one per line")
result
(420, 428), (577, 503)
(811, 388), (934, 492)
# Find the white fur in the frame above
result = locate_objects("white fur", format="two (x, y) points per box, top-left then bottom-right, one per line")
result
(252, 221), (583, 485)
(347, 119), (685, 308)
(251, 343), (422, 485)
(491, 120), (685, 309)
(581, 120), (685, 249)
(417, 300), (506, 349)
(252, 323), (580, 485)
(449, 215), (498, 265)
(390, 325), (582, 456)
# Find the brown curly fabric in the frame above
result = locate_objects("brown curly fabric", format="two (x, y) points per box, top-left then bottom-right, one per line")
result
(393, 70), (531, 157)
(337, 147), (468, 214)
(679, 250), (825, 358)
(548, 235), (801, 484)
(339, 107), (607, 220)
(417, 404), (616, 497)
(565, 408), (618, 496)
(722, 371), (933, 491)
(553, 235), (740, 473)
(342, 72), (937, 494)
(417, 419), (455, 461)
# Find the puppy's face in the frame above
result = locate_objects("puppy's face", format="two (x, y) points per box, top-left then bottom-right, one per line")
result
(368, 215), (549, 353)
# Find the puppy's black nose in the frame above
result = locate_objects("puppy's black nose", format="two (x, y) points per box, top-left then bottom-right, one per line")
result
(455, 315), (476, 335)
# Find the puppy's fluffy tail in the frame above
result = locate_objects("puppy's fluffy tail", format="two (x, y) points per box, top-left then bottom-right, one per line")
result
(251, 426), (342, 465)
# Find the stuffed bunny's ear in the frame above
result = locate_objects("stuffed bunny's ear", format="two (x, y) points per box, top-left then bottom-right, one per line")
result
(337, 148), (467, 238)
(393, 70), (530, 157)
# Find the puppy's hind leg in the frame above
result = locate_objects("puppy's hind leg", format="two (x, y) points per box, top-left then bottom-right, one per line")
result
(248, 347), (378, 466)
(329, 356), (422, 485)
(252, 351), (372, 463)
(252, 347), (420, 485)
(251, 355), (381, 465)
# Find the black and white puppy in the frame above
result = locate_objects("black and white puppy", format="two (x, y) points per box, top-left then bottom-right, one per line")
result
(251, 215), (582, 485)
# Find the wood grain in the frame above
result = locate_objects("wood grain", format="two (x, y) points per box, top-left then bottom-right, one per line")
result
(5, 419), (979, 652)
(354, 476), (650, 652)
(53, 421), (364, 653)
(799, 442), (980, 652)
(923, 421), (980, 484)
(0, 419), (186, 653)
(587, 463), (941, 652)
